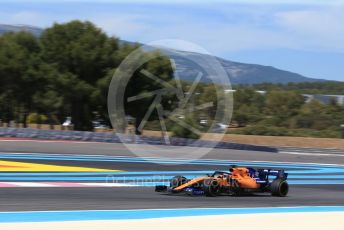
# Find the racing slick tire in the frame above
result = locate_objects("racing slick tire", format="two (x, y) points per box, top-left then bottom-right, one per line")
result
(271, 179), (289, 197)
(203, 179), (221, 197)
(170, 176), (187, 189)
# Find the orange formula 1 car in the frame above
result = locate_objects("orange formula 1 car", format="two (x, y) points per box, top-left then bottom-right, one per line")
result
(155, 166), (289, 197)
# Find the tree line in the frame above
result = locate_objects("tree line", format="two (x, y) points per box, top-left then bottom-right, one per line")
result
(0, 20), (342, 138)
(0, 20), (174, 131)
(231, 88), (344, 138)
(235, 82), (344, 95)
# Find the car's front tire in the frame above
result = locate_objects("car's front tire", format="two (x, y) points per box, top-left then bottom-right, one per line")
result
(203, 179), (221, 197)
(170, 176), (187, 189)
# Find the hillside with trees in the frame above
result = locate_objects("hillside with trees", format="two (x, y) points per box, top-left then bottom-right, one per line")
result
(0, 20), (175, 131)
(230, 88), (344, 138)
(0, 20), (343, 138)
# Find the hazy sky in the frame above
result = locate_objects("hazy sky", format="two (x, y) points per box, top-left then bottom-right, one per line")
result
(1, 0), (343, 81)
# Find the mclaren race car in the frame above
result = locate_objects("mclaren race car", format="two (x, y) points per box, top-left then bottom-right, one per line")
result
(155, 166), (289, 197)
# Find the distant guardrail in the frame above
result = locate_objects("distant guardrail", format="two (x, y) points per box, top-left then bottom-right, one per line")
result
(0, 127), (277, 153)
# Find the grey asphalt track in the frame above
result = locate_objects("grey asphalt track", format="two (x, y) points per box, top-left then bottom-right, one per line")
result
(1, 139), (344, 164)
(0, 140), (343, 211)
(0, 185), (343, 211)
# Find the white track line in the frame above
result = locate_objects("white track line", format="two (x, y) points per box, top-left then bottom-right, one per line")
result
(0, 139), (109, 145)
(4, 182), (58, 187)
(0, 182), (136, 187)
(1, 151), (344, 166)
(279, 151), (344, 157)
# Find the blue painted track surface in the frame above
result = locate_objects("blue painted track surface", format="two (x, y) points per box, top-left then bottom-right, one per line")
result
(0, 206), (344, 223)
(1, 152), (344, 185)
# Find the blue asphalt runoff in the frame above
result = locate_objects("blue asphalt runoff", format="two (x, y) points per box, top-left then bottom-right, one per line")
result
(1, 152), (341, 169)
(2, 153), (344, 176)
(126, 181), (344, 186)
(1, 152), (344, 184)
(1, 206), (344, 223)
(2, 173), (344, 179)
(2, 175), (344, 181)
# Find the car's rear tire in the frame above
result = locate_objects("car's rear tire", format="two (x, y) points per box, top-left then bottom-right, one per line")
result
(203, 179), (220, 197)
(170, 176), (187, 188)
(271, 179), (289, 197)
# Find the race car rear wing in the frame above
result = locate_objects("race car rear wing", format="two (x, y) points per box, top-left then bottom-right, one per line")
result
(259, 169), (288, 180)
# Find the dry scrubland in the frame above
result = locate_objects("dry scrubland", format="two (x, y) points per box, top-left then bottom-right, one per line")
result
(2, 125), (343, 150)
(144, 130), (344, 150)
(202, 133), (344, 150)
